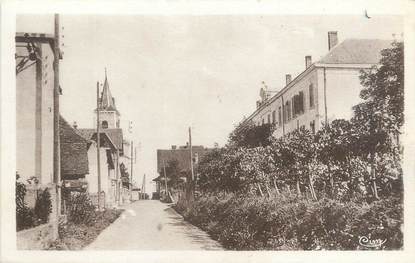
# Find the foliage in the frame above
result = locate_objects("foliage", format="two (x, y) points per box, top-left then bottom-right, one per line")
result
(48, 208), (124, 250)
(175, 191), (403, 250)
(178, 41), (404, 250)
(228, 120), (274, 148)
(66, 192), (96, 225)
(16, 173), (35, 231)
(34, 188), (52, 224)
(164, 159), (185, 188)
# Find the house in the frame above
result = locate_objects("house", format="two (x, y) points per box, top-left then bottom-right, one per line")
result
(16, 33), (57, 187)
(15, 31), (61, 247)
(154, 145), (213, 196)
(78, 71), (129, 206)
(59, 116), (89, 190)
(244, 31), (393, 138)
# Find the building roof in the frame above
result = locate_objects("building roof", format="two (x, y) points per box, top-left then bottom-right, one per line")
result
(243, 38), (394, 125)
(98, 72), (119, 113)
(318, 39), (393, 64)
(60, 116), (89, 177)
(77, 128), (123, 153)
(156, 146), (213, 174)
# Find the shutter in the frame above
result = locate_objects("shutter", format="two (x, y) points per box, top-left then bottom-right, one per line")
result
(299, 91), (304, 113)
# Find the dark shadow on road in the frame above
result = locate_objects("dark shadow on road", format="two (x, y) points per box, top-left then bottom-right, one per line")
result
(163, 206), (223, 250)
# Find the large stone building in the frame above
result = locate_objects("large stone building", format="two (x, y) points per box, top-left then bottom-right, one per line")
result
(244, 31), (393, 137)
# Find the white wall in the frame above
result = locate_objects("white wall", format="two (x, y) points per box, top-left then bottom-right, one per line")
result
(247, 66), (368, 139)
(324, 67), (365, 122)
(85, 142), (116, 205)
(16, 41), (54, 185)
(249, 68), (320, 138)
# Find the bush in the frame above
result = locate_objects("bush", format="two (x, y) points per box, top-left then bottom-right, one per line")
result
(16, 173), (35, 231)
(66, 192), (96, 225)
(175, 191), (403, 250)
(34, 188), (52, 224)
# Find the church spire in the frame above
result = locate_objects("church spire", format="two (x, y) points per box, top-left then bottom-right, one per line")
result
(99, 68), (118, 112)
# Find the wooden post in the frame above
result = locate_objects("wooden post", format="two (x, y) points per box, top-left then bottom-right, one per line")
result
(96, 81), (102, 210)
(115, 149), (120, 205)
(189, 127), (194, 181)
(130, 141), (133, 200)
(53, 14), (61, 219)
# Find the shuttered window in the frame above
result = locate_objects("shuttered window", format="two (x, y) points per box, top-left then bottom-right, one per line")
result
(309, 84), (314, 108)
(272, 110), (276, 124)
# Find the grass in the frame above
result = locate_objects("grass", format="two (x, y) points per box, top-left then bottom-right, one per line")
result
(48, 208), (124, 250)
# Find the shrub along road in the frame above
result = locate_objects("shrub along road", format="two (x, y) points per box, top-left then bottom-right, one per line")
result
(85, 200), (223, 250)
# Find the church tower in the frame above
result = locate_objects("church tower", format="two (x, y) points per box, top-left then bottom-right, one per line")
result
(94, 70), (120, 129)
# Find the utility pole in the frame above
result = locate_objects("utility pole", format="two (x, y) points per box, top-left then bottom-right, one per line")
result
(96, 81), (102, 210)
(142, 174), (146, 198)
(189, 127), (194, 181)
(53, 13), (61, 237)
(130, 141), (133, 199)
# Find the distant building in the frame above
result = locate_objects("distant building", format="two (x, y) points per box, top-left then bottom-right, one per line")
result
(244, 32), (393, 137)
(78, 72), (129, 207)
(154, 145), (213, 195)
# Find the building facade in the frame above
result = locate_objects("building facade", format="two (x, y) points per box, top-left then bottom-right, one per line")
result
(78, 72), (128, 207)
(245, 32), (392, 137)
(16, 33), (56, 185)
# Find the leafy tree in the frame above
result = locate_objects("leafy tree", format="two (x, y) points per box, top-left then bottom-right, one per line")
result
(352, 41), (404, 199)
(228, 120), (274, 148)
(164, 159), (184, 188)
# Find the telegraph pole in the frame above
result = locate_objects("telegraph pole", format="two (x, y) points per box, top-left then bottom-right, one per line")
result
(96, 81), (102, 210)
(53, 13), (61, 237)
(142, 174), (146, 198)
(189, 127), (194, 181)
(130, 141), (133, 199)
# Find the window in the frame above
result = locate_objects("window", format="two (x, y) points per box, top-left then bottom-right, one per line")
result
(278, 107), (282, 126)
(292, 92), (305, 117)
(285, 101), (291, 121)
(310, 120), (316, 134)
(309, 84), (314, 108)
(299, 91), (304, 113)
(267, 114), (271, 124)
(101, 120), (108, 129)
(262, 118), (265, 125)
(272, 110), (276, 124)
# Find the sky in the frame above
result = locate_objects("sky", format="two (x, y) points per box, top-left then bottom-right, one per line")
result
(16, 14), (403, 192)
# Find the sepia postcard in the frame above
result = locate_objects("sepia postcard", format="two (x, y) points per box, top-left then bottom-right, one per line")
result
(1, 0), (415, 262)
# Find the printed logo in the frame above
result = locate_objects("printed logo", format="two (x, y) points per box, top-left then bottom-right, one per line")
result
(359, 236), (387, 248)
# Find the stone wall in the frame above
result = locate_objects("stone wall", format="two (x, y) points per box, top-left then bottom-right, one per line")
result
(16, 223), (55, 250)
(16, 183), (59, 249)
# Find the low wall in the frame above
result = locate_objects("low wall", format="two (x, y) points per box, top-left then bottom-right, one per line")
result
(16, 222), (56, 250)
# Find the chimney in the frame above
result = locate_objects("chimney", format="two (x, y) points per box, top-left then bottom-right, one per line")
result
(305, 56), (312, 69)
(171, 145), (177, 150)
(285, 74), (292, 85)
(328, 31), (338, 50)
(256, 100), (261, 109)
(73, 121), (78, 129)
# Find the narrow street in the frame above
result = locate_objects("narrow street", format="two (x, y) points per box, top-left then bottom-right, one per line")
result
(85, 200), (223, 250)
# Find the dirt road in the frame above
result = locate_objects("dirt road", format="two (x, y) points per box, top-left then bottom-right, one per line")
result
(85, 200), (223, 250)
